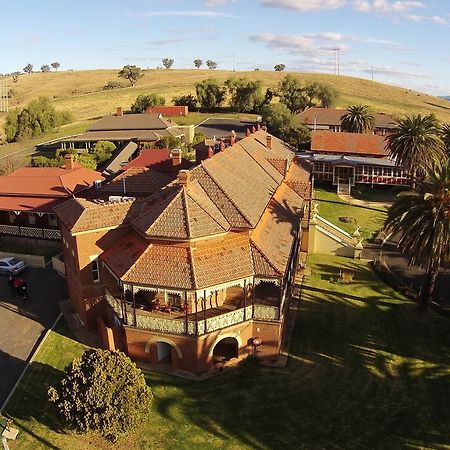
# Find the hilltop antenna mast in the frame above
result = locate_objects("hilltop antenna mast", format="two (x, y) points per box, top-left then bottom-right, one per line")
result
(0, 81), (8, 112)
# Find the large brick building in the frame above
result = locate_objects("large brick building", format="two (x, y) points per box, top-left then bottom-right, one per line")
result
(55, 130), (311, 374)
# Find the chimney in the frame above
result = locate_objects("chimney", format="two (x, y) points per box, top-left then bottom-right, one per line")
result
(178, 170), (190, 186)
(251, 125), (256, 134)
(64, 154), (75, 170)
(116, 106), (123, 117)
(207, 146), (214, 158)
(230, 130), (236, 146)
(266, 135), (272, 149)
(219, 141), (225, 152)
(171, 149), (182, 166)
(246, 128), (251, 137)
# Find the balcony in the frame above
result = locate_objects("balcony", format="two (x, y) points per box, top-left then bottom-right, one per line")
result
(105, 290), (253, 336)
(0, 224), (61, 240)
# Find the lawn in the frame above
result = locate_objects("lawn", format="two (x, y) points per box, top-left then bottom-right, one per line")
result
(314, 184), (389, 240)
(5, 255), (450, 449)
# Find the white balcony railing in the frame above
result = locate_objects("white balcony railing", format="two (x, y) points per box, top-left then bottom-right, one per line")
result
(0, 224), (61, 240)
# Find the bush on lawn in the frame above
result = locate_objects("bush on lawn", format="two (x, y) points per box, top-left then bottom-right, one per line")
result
(48, 349), (152, 442)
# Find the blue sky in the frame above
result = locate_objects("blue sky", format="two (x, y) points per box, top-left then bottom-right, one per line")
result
(3, 0), (450, 95)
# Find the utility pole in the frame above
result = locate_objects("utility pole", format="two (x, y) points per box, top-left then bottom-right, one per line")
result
(371, 65), (374, 81)
(0, 81), (9, 112)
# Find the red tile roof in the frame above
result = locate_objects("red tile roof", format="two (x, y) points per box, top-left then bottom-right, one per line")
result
(0, 196), (63, 212)
(311, 131), (387, 157)
(122, 149), (172, 170)
(0, 166), (103, 198)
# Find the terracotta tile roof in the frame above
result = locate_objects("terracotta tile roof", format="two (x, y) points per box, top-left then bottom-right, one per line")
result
(122, 149), (193, 173)
(102, 232), (253, 290)
(100, 167), (172, 197)
(190, 165), (252, 229)
(251, 243), (282, 278)
(55, 197), (146, 233)
(298, 107), (398, 129)
(132, 180), (230, 240)
(0, 196), (64, 212)
(89, 113), (173, 131)
(250, 182), (304, 275)
(0, 167), (103, 197)
(311, 131), (387, 157)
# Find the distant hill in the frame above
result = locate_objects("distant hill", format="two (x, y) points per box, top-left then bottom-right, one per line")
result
(2, 69), (450, 127)
(440, 96), (450, 101)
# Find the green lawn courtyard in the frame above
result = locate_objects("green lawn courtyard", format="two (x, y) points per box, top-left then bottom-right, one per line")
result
(313, 184), (393, 240)
(4, 254), (450, 449)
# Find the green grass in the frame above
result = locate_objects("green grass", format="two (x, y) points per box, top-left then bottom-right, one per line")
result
(5, 255), (450, 449)
(314, 184), (388, 239)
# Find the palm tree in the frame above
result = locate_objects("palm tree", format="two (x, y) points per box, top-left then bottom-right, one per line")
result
(384, 161), (450, 310)
(340, 105), (374, 133)
(385, 114), (445, 177)
(442, 123), (450, 154)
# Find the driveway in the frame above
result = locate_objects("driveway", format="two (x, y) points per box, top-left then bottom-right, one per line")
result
(0, 268), (66, 407)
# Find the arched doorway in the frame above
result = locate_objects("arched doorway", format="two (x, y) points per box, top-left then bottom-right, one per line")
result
(212, 337), (239, 361)
(156, 341), (172, 365)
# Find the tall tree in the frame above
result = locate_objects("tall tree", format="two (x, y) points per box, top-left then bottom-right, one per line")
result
(225, 77), (264, 113)
(118, 65), (143, 87)
(206, 60), (218, 70)
(278, 75), (308, 113)
(441, 123), (450, 155)
(340, 105), (374, 133)
(274, 64), (286, 72)
(23, 64), (33, 74)
(40, 64), (51, 72)
(195, 78), (226, 111)
(173, 94), (198, 111)
(194, 59), (203, 69)
(51, 61), (60, 70)
(385, 114), (445, 176)
(162, 58), (174, 69)
(384, 162), (450, 310)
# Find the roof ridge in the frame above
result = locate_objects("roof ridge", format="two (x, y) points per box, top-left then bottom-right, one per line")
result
(200, 160), (253, 227)
(185, 185), (230, 232)
(237, 141), (282, 184)
(182, 188), (192, 239)
(250, 240), (283, 276)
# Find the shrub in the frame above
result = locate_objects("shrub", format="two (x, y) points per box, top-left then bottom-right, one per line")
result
(48, 349), (152, 442)
(91, 140), (116, 164)
(103, 80), (126, 90)
(131, 93), (166, 113)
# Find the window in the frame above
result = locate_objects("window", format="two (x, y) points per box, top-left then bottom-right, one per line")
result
(28, 213), (36, 225)
(91, 258), (100, 282)
(48, 213), (58, 227)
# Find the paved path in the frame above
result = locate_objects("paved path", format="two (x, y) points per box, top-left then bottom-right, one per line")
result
(338, 193), (392, 210)
(0, 269), (65, 406)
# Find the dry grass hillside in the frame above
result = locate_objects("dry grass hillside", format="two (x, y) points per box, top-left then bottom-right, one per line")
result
(1, 68), (450, 130)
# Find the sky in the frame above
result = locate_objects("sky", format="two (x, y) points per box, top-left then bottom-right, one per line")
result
(3, 0), (450, 95)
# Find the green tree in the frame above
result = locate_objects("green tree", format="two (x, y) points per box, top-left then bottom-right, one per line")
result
(278, 75), (309, 113)
(4, 109), (19, 142)
(384, 162), (450, 310)
(118, 65), (143, 87)
(131, 93), (166, 113)
(154, 135), (181, 150)
(49, 349), (152, 443)
(274, 64), (286, 72)
(385, 114), (444, 176)
(206, 60), (218, 70)
(225, 77), (264, 113)
(261, 103), (311, 148)
(340, 105), (374, 133)
(195, 78), (226, 111)
(162, 58), (174, 69)
(305, 82), (339, 108)
(103, 80), (126, 90)
(51, 61), (60, 70)
(76, 152), (97, 170)
(194, 59), (203, 69)
(91, 140), (116, 164)
(40, 64), (51, 72)
(23, 63), (33, 74)
(172, 94), (198, 111)
(442, 123), (450, 155)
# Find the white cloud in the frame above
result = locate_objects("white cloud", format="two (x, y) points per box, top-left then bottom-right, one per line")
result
(354, 0), (424, 13)
(205, 0), (236, 5)
(261, 0), (347, 11)
(405, 13), (448, 25)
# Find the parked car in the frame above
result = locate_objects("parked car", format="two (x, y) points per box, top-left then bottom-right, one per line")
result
(0, 257), (27, 275)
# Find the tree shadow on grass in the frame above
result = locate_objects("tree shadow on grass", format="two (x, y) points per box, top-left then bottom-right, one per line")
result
(144, 272), (450, 450)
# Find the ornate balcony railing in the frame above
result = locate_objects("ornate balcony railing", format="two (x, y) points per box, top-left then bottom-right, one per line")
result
(253, 304), (280, 321)
(105, 290), (254, 336)
(0, 224), (61, 240)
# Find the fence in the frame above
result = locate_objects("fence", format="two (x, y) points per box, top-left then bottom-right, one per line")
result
(0, 252), (45, 269)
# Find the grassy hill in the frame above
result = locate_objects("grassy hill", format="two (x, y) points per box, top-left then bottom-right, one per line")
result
(1, 68), (450, 147)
